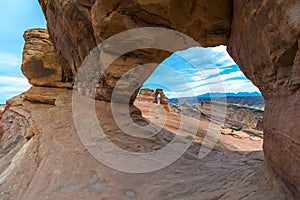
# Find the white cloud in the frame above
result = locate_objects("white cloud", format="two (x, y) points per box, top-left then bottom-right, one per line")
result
(0, 52), (21, 66)
(207, 79), (259, 94)
(201, 71), (245, 85)
(143, 46), (260, 98)
(206, 45), (237, 68)
(0, 76), (30, 103)
(0, 76), (28, 85)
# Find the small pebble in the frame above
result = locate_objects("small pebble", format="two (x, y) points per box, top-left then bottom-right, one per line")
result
(124, 190), (136, 198)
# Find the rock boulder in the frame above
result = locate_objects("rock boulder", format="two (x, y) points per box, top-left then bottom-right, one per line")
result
(21, 28), (72, 88)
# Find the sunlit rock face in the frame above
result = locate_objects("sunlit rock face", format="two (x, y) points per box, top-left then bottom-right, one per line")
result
(37, 0), (300, 197)
(21, 28), (72, 88)
(153, 89), (168, 106)
(227, 0), (300, 197)
(137, 88), (155, 102)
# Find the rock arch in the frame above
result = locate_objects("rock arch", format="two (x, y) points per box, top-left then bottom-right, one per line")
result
(153, 89), (169, 111)
(35, 0), (300, 197)
(153, 89), (167, 104)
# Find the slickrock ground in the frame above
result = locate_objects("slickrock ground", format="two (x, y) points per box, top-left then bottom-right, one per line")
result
(0, 94), (293, 199)
(134, 101), (263, 153)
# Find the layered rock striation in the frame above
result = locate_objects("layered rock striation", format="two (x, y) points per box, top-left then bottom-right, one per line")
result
(227, 0), (300, 196)
(37, 0), (233, 102)
(38, 0), (300, 197)
(21, 29), (72, 89)
(137, 88), (155, 102)
(20, 28), (73, 107)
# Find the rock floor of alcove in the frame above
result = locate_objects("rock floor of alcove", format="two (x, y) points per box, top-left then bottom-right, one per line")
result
(0, 95), (294, 200)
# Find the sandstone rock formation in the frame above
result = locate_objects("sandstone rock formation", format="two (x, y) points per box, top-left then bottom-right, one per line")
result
(153, 89), (168, 105)
(136, 88), (155, 102)
(24, 86), (71, 106)
(221, 128), (232, 135)
(21, 29), (72, 88)
(37, 0), (232, 103)
(20, 28), (73, 111)
(36, 0), (299, 196)
(137, 88), (169, 110)
(220, 128), (263, 141)
(0, 0), (299, 199)
(0, 94), (294, 199)
(38, 0), (232, 76)
(227, 0), (300, 196)
(255, 118), (263, 131)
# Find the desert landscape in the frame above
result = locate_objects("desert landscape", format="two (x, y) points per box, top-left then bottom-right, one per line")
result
(136, 88), (264, 151)
(0, 0), (299, 199)
(0, 83), (293, 199)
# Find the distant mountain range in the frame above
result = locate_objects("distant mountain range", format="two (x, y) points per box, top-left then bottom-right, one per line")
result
(169, 92), (264, 109)
(200, 92), (261, 97)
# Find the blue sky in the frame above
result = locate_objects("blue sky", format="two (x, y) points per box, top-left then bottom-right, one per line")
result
(143, 46), (260, 99)
(0, 1), (260, 104)
(0, 0), (46, 104)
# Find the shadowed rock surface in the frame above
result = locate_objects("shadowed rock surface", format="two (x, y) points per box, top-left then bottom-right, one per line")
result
(227, 0), (300, 196)
(38, 0), (233, 81)
(38, 0), (232, 102)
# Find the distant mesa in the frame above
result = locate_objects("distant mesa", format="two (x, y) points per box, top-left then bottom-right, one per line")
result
(169, 92), (265, 110)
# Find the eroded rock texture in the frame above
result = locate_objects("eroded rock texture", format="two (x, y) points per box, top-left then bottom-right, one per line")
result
(37, 0), (300, 197)
(0, 0), (299, 198)
(38, 0), (232, 102)
(227, 0), (300, 197)
(21, 29), (72, 88)
(0, 94), (294, 200)
(153, 89), (168, 105)
(137, 88), (155, 102)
